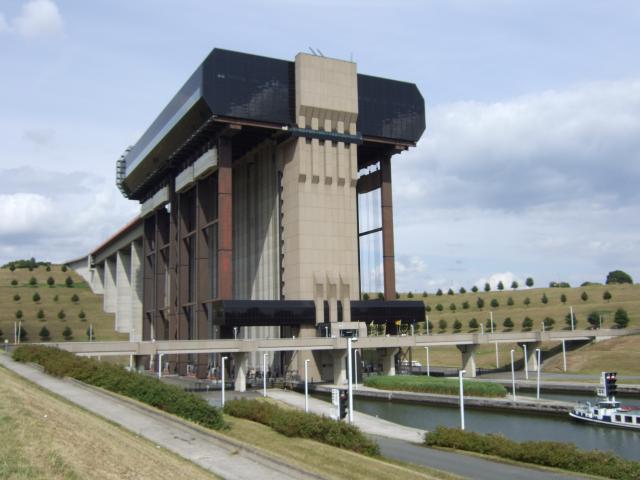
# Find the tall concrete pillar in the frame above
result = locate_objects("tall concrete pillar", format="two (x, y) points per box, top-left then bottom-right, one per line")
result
(457, 344), (478, 377)
(91, 263), (105, 294)
(332, 350), (347, 385)
(103, 256), (117, 314)
(233, 352), (248, 392)
(116, 248), (132, 333)
(519, 342), (542, 372)
(382, 348), (399, 376)
(130, 239), (143, 341)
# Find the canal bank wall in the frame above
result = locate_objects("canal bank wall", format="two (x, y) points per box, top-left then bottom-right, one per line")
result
(312, 384), (574, 416)
(481, 378), (640, 396)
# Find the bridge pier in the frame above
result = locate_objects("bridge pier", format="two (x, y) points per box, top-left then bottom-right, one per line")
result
(332, 350), (347, 385)
(382, 348), (399, 376)
(233, 352), (249, 392)
(457, 344), (478, 377)
(518, 342), (542, 372)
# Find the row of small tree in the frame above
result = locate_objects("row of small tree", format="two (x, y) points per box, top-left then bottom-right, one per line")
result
(9, 275), (74, 288)
(14, 309), (87, 321)
(3, 326), (95, 342)
(13, 292), (81, 303)
(3, 258), (66, 271)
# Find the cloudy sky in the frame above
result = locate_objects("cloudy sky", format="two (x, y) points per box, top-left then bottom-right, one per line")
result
(1, 0), (639, 292)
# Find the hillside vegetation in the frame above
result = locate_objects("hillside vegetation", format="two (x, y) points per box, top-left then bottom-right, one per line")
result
(0, 264), (126, 343)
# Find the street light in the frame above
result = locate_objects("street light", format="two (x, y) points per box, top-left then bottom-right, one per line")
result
(569, 306), (575, 331)
(354, 349), (360, 389)
(536, 348), (541, 400)
(304, 359), (310, 413)
(347, 337), (358, 423)
(510, 349), (517, 401)
(425, 346), (430, 376)
(324, 325), (329, 338)
(523, 344), (529, 380)
(233, 327), (238, 340)
(459, 369), (466, 430)
(157, 353), (164, 379)
(221, 356), (228, 407)
(263, 353), (268, 397)
(562, 339), (567, 372)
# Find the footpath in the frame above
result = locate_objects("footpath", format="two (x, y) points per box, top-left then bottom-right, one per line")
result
(0, 354), (319, 480)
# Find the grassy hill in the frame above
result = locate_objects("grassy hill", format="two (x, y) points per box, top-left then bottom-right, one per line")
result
(0, 264), (126, 343)
(394, 283), (640, 374)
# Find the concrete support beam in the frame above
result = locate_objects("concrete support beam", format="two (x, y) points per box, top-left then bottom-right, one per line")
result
(233, 352), (248, 392)
(103, 256), (117, 314)
(380, 155), (396, 301)
(130, 240), (143, 341)
(457, 344), (478, 377)
(382, 348), (399, 376)
(519, 342), (542, 372)
(332, 349), (347, 385)
(116, 248), (132, 333)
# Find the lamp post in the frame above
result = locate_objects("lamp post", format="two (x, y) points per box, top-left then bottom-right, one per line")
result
(354, 349), (360, 389)
(569, 306), (574, 331)
(536, 348), (541, 400)
(459, 369), (466, 430)
(221, 356), (228, 407)
(263, 353), (268, 397)
(523, 344), (529, 380)
(304, 359), (310, 413)
(562, 339), (567, 372)
(324, 325), (329, 338)
(426, 315), (430, 335)
(347, 337), (357, 423)
(510, 349), (517, 401)
(425, 346), (430, 376)
(157, 353), (164, 379)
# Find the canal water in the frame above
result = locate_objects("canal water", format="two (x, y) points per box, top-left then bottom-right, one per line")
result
(314, 391), (640, 461)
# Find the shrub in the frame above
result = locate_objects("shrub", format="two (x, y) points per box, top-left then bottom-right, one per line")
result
(65, 276), (74, 287)
(560, 293), (567, 303)
(541, 293), (548, 304)
(47, 276), (55, 287)
(58, 309), (66, 320)
(507, 297), (514, 306)
(497, 281), (504, 291)
(447, 288), (454, 296)
(484, 282), (490, 292)
(11, 279), (18, 286)
(17, 326), (27, 342)
(438, 319), (447, 332)
(71, 293), (80, 303)
(510, 280), (518, 290)
(614, 308), (629, 328)
(453, 319), (462, 332)
(362, 292), (369, 300)
(471, 286), (478, 293)
(522, 317), (534, 331)
(476, 297), (484, 309)
(565, 312), (578, 329)
(462, 301), (470, 309)
(449, 303), (456, 312)
(485, 318), (496, 332)
(37, 309), (45, 320)
(424, 427), (640, 480)
(377, 292), (384, 300)
(39, 326), (51, 341)
(422, 291), (427, 298)
(78, 310), (86, 320)
(224, 399), (378, 456)
(9, 264), (16, 272)
(468, 318), (479, 330)
(503, 317), (514, 329)
(62, 326), (73, 341)
(53, 294), (59, 302)
(436, 304), (444, 312)
(436, 289), (443, 296)
(543, 317), (555, 329)
(29, 276), (37, 286)
(13, 293), (20, 302)
(587, 312), (600, 329)
(407, 291), (414, 298)
(46, 265), (51, 272)
(32, 292), (41, 302)
(580, 291), (588, 302)
(459, 287), (466, 294)
(395, 292), (399, 299)
(523, 297), (530, 307)
(365, 376), (506, 398)
(606, 270), (633, 285)
(426, 305), (432, 312)
(490, 298), (499, 308)
(15, 310), (23, 320)
(86, 328), (95, 341)
(13, 345), (225, 430)
(603, 290), (612, 301)
(61, 265), (68, 272)
(525, 277), (534, 287)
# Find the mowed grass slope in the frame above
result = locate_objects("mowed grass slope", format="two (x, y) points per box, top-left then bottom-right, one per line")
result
(0, 265), (126, 343)
(395, 283), (640, 373)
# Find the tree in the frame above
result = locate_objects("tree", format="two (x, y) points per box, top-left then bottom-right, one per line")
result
(560, 293), (567, 304)
(58, 309), (66, 320)
(86, 327), (95, 341)
(543, 317), (555, 330)
(32, 292), (41, 303)
(61, 265), (68, 272)
(471, 286), (478, 293)
(606, 270), (633, 285)
(476, 297), (485, 309)
(614, 308), (630, 328)
(522, 317), (534, 331)
(13, 293), (20, 302)
(10, 279), (18, 286)
(459, 287), (466, 294)
(426, 305), (432, 312)
(497, 281), (504, 291)
(17, 326), (28, 342)
(485, 318), (496, 331)
(507, 297), (514, 306)
(580, 291), (588, 302)
(62, 326), (73, 341)
(438, 319), (447, 332)
(453, 319), (462, 332)
(39, 326), (51, 341)
(447, 288), (454, 296)
(541, 293), (548, 304)
(65, 276), (74, 288)
(45, 264), (51, 272)
(53, 294), (59, 302)
(469, 318), (479, 330)
(484, 282), (491, 292)
(490, 298), (499, 308)
(449, 303), (456, 312)
(78, 310), (86, 321)
(29, 276), (37, 286)
(395, 292), (399, 299)
(436, 289), (443, 296)
(377, 292), (384, 300)
(0, 328), (3, 340)
(15, 310), (23, 319)
(503, 317), (514, 330)
(37, 309), (45, 320)
(565, 312), (578, 329)
(47, 276), (55, 287)
(511, 280), (519, 290)
(407, 291), (414, 298)
(523, 297), (531, 307)
(603, 290), (612, 302)
(9, 263), (15, 272)
(362, 292), (370, 300)
(525, 277), (534, 288)
(587, 312), (600, 329)
(462, 301), (470, 309)
(435, 304), (444, 312)
(422, 291), (428, 298)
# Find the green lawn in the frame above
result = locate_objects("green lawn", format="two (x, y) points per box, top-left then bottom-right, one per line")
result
(364, 375), (507, 397)
(0, 265), (127, 343)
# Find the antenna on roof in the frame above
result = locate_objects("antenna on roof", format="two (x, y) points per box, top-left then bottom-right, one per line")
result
(316, 48), (325, 57)
(308, 47), (318, 56)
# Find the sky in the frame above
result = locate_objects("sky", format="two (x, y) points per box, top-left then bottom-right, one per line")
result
(1, 0), (639, 292)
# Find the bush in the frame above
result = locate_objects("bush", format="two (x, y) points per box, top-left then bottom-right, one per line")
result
(447, 288), (454, 296)
(362, 292), (369, 300)
(46, 265), (51, 272)
(377, 292), (384, 300)
(29, 276), (37, 286)
(503, 317), (514, 329)
(476, 297), (484, 309)
(560, 293), (567, 304)
(462, 301), (470, 309)
(53, 294), (59, 302)
(587, 312), (600, 329)
(523, 297), (530, 307)
(606, 270), (633, 285)
(58, 309), (66, 320)
(15, 309), (23, 319)
(507, 297), (514, 306)
(13, 345), (225, 430)
(497, 281), (504, 291)
(13, 293), (20, 302)
(436, 289), (443, 296)
(459, 287), (466, 294)
(39, 326), (51, 341)
(47, 276), (55, 287)
(426, 305), (432, 312)
(71, 293), (80, 303)
(522, 317), (534, 331)
(543, 317), (555, 329)
(468, 318), (479, 330)
(407, 291), (414, 298)
(422, 291), (428, 298)
(11, 279), (18, 286)
(224, 399), (378, 456)
(453, 319), (462, 332)
(484, 282), (490, 292)
(614, 308), (630, 328)
(565, 312), (578, 329)
(65, 276), (74, 287)
(364, 376), (507, 398)
(17, 326), (27, 342)
(603, 290), (612, 301)
(438, 319), (447, 332)
(37, 309), (45, 320)
(510, 281), (518, 290)
(449, 303), (456, 312)
(61, 265), (68, 272)
(424, 427), (640, 480)
(32, 292), (41, 302)
(86, 328), (95, 341)
(471, 286), (478, 293)
(485, 318), (496, 332)
(580, 291), (588, 302)
(78, 310), (86, 320)
(541, 293), (548, 304)
(525, 277), (534, 287)
(436, 304), (444, 312)
(490, 298), (499, 308)
(9, 264), (16, 272)
(62, 326), (73, 340)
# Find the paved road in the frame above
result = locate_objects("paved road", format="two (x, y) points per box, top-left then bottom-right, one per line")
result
(372, 435), (587, 480)
(0, 354), (319, 480)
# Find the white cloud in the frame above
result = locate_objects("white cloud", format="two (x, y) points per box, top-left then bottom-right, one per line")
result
(13, 0), (63, 38)
(474, 272), (521, 291)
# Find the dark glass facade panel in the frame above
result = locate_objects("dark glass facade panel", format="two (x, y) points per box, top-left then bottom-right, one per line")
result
(213, 300), (316, 327)
(350, 300), (425, 324)
(207, 223), (218, 300)
(181, 188), (196, 233)
(187, 236), (196, 303)
(357, 74), (425, 143)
